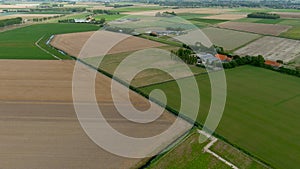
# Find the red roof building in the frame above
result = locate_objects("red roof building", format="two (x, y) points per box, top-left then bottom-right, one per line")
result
(264, 60), (282, 68)
(215, 54), (232, 62)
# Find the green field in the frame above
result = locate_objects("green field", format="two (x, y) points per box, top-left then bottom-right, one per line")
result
(201, 27), (262, 50)
(140, 66), (300, 169)
(177, 13), (212, 20)
(147, 132), (231, 169)
(211, 141), (267, 169)
(148, 131), (266, 169)
(280, 26), (300, 40)
(188, 18), (229, 25)
(0, 23), (99, 59)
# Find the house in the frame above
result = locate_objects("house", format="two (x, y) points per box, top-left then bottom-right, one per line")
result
(265, 60), (282, 68)
(74, 19), (90, 23)
(215, 54), (232, 62)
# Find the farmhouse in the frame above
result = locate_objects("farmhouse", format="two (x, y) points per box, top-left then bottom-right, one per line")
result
(74, 19), (91, 23)
(215, 54), (232, 62)
(265, 60), (282, 68)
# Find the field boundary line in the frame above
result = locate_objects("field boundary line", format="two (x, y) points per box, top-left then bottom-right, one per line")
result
(35, 35), (62, 60)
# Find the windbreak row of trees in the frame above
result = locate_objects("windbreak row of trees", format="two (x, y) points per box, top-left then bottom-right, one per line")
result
(90, 10), (120, 15)
(0, 17), (22, 28)
(247, 12), (280, 19)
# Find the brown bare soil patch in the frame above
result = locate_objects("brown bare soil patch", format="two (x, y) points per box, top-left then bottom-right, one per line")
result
(272, 12), (300, 19)
(218, 21), (291, 36)
(50, 30), (166, 58)
(0, 60), (190, 169)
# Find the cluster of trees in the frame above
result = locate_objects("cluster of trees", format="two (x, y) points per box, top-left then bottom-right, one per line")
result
(248, 12), (280, 19)
(155, 11), (176, 17)
(171, 48), (197, 65)
(91, 10), (120, 15)
(0, 17), (22, 28)
(222, 55), (265, 69)
(105, 26), (134, 34)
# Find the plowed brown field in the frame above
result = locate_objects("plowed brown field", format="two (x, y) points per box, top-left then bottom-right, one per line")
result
(0, 60), (190, 169)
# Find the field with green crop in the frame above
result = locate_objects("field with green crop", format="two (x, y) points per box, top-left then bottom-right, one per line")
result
(0, 23), (99, 59)
(148, 131), (266, 169)
(147, 132), (231, 169)
(140, 65), (300, 169)
(188, 18), (229, 25)
(201, 27), (261, 50)
(280, 26), (300, 40)
(177, 13), (212, 20)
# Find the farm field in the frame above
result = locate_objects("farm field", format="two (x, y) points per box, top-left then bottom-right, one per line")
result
(0, 23), (99, 59)
(202, 13), (246, 20)
(83, 50), (207, 87)
(0, 14), (61, 20)
(201, 27), (261, 50)
(122, 8), (233, 16)
(272, 12), (300, 19)
(218, 22), (291, 36)
(211, 140), (268, 169)
(148, 131), (267, 169)
(235, 36), (300, 62)
(147, 132), (231, 169)
(50, 30), (166, 58)
(188, 18), (229, 25)
(139, 65), (300, 169)
(280, 26), (300, 40)
(0, 59), (191, 169)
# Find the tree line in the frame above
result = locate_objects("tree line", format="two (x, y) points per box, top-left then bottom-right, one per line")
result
(0, 17), (22, 28)
(90, 10), (120, 15)
(247, 12), (280, 19)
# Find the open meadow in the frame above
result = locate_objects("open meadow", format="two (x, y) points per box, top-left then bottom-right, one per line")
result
(140, 65), (300, 169)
